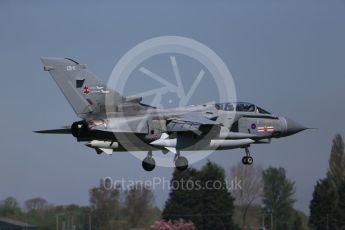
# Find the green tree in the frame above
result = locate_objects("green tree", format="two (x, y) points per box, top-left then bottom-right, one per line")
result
(24, 197), (48, 212)
(196, 162), (238, 230)
(291, 210), (309, 230)
(309, 179), (337, 230)
(162, 168), (199, 223)
(0, 196), (21, 217)
(47, 204), (87, 230)
(291, 212), (303, 230)
(123, 184), (159, 229)
(89, 179), (121, 230)
(163, 161), (238, 230)
(309, 134), (345, 230)
(335, 179), (345, 228)
(23, 197), (53, 229)
(230, 162), (263, 228)
(262, 167), (295, 230)
(327, 134), (345, 188)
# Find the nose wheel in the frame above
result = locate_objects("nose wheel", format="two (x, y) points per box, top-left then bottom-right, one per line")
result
(142, 151), (156, 171)
(242, 147), (254, 165)
(174, 151), (188, 171)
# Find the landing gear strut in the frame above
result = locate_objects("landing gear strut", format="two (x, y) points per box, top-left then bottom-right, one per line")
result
(242, 147), (254, 165)
(142, 151), (156, 171)
(174, 151), (188, 171)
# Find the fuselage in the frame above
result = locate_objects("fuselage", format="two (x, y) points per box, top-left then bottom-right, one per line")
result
(81, 102), (306, 152)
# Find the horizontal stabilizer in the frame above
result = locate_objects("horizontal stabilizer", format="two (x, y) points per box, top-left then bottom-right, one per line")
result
(34, 128), (71, 134)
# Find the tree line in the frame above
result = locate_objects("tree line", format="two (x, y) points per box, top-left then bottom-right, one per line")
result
(0, 163), (306, 230)
(1, 133), (344, 230)
(0, 184), (160, 230)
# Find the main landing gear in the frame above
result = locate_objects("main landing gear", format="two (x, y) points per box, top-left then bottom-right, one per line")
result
(142, 151), (156, 171)
(242, 147), (254, 165)
(141, 150), (189, 171)
(174, 151), (188, 171)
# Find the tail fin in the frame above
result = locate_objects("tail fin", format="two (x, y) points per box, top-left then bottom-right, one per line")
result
(41, 57), (123, 118)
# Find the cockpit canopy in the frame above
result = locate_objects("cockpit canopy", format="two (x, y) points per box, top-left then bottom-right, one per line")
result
(215, 102), (271, 114)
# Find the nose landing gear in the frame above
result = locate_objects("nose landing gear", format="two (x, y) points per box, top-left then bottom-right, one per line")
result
(242, 147), (254, 165)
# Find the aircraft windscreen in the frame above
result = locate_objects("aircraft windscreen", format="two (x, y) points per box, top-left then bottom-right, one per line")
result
(215, 103), (234, 111)
(236, 103), (255, 112)
(215, 102), (271, 114)
(257, 106), (271, 114)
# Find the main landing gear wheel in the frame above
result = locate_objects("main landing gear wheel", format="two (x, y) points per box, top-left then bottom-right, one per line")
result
(242, 147), (254, 165)
(174, 152), (188, 171)
(242, 156), (254, 165)
(142, 151), (156, 171)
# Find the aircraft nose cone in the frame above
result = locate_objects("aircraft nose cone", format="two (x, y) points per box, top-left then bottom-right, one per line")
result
(284, 118), (307, 136)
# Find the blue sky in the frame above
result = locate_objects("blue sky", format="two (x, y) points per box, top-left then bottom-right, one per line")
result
(0, 0), (344, 213)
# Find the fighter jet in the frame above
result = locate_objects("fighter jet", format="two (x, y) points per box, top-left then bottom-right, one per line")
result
(36, 57), (308, 171)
